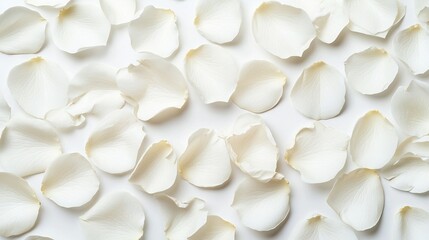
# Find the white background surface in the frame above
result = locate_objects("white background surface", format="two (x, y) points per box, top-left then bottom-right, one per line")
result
(0, 0), (428, 239)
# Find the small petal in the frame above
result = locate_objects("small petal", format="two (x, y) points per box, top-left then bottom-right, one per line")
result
(0, 93), (10, 136)
(395, 206), (429, 240)
(291, 61), (346, 120)
(0, 117), (62, 177)
(350, 111), (398, 169)
(7, 57), (69, 118)
(252, 1), (316, 59)
(129, 140), (177, 194)
(185, 44), (238, 104)
(25, 236), (53, 240)
(41, 153), (100, 208)
(285, 122), (349, 183)
(395, 136), (429, 161)
(232, 60), (286, 113)
(129, 6), (179, 58)
(415, 0), (429, 23)
(117, 56), (188, 121)
(189, 215), (236, 240)
(232, 174), (290, 231)
(80, 192), (145, 240)
(179, 129), (231, 188)
(0, 172), (40, 237)
(85, 109), (145, 174)
(52, 3), (111, 54)
(99, 0), (136, 25)
(327, 168), (384, 231)
(194, 0), (241, 44)
(26, 0), (70, 8)
(231, 112), (265, 135)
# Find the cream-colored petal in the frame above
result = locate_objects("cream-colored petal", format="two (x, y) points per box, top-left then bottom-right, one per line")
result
(415, 0), (429, 22)
(232, 60), (286, 113)
(252, 1), (316, 59)
(289, 214), (358, 240)
(395, 206), (429, 240)
(189, 215), (236, 240)
(52, 3), (111, 54)
(194, 0), (241, 44)
(117, 56), (188, 121)
(99, 0), (136, 25)
(178, 129), (231, 188)
(362, 1), (406, 39)
(395, 136), (429, 161)
(0, 172), (40, 237)
(41, 153), (100, 208)
(25, 236), (53, 240)
(7, 57), (69, 118)
(85, 109), (145, 174)
(291, 61), (346, 120)
(129, 6), (179, 58)
(327, 168), (384, 231)
(129, 140), (177, 194)
(0, 93), (10, 137)
(185, 44), (238, 104)
(80, 192), (145, 240)
(285, 122), (349, 184)
(345, 47), (398, 95)
(394, 24), (429, 75)
(0, 117), (62, 177)
(231, 112), (266, 135)
(26, 0), (70, 8)
(232, 174), (290, 231)
(0, 7), (46, 54)
(350, 111), (398, 169)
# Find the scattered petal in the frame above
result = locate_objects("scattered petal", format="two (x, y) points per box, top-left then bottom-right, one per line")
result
(80, 192), (145, 240)
(26, 0), (70, 8)
(189, 215), (236, 240)
(232, 60), (286, 113)
(0, 172), (40, 237)
(230, 112), (265, 135)
(0, 93), (10, 137)
(415, 0), (429, 23)
(291, 61), (346, 120)
(25, 236), (53, 240)
(395, 206), (429, 240)
(99, 0), (136, 25)
(285, 122), (349, 183)
(185, 44), (238, 104)
(395, 135), (429, 161)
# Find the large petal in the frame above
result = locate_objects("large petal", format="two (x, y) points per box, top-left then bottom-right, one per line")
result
(394, 24), (429, 75)
(178, 129), (231, 188)
(0, 117), (62, 177)
(7, 57), (69, 118)
(99, 0), (136, 25)
(185, 44), (238, 104)
(194, 0), (241, 44)
(395, 206), (429, 240)
(41, 153), (100, 208)
(129, 6), (179, 58)
(289, 214), (358, 240)
(285, 122), (349, 183)
(51, 3), (111, 54)
(129, 140), (177, 194)
(415, 0), (429, 23)
(350, 111), (398, 169)
(25, 0), (70, 8)
(189, 215), (236, 240)
(252, 1), (316, 59)
(327, 168), (384, 231)
(345, 47), (398, 95)
(232, 174), (290, 231)
(85, 109), (145, 174)
(232, 60), (286, 113)
(0, 172), (40, 237)
(117, 56), (188, 121)
(0, 93), (10, 137)
(0, 7), (47, 54)
(80, 192), (145, 240)
(291, 61), (346, 120)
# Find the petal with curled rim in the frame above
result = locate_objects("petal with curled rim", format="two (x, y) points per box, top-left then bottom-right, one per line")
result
(394, 135), (429, 161)
(85, 109), (145, 174)
(194, 0), (241, 44)
(252, 1), (316, 59)
(129, 140), (177, 194)
(415, 0), (429, 22)
(129, 6), (179, 58)
(232, 174), (290, 231)
(232, 60), (286, 113)
(0, 172), (40, 237)
(51, 3), (110, 54)
(99, 0), (136, 25)
(0, 93), (10, 137)
(117, 56), (188, 121)
(395, 206), (429, 240)
(0, 117), (62, 177)
(285, 122), (349, 184)
(26, 0), (70, 8)
(80, 192), (145, 240)
(41, 153), (100, 208)
(25, 236), (53, 240)
(185, 44), (238, 104)
(345, 47), (398, 95)
(289, 214), (358, 240)
(0, 7), (47, 54)
(178, 128), (231, 188)
(7, 57), (69, 119)
(350, 111), (398, 169)
(327, 168), (384, 231)
(291, 61), (346, 120)
(189, 215), (236, 240)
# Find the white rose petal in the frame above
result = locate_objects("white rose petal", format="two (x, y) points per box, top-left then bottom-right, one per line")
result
(395, 206), (429, 240)
(0, 93), (10, 137)
(26, 0), (70, 8)
(189, 215), (236, 240)
(99, 0), (136, 25)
